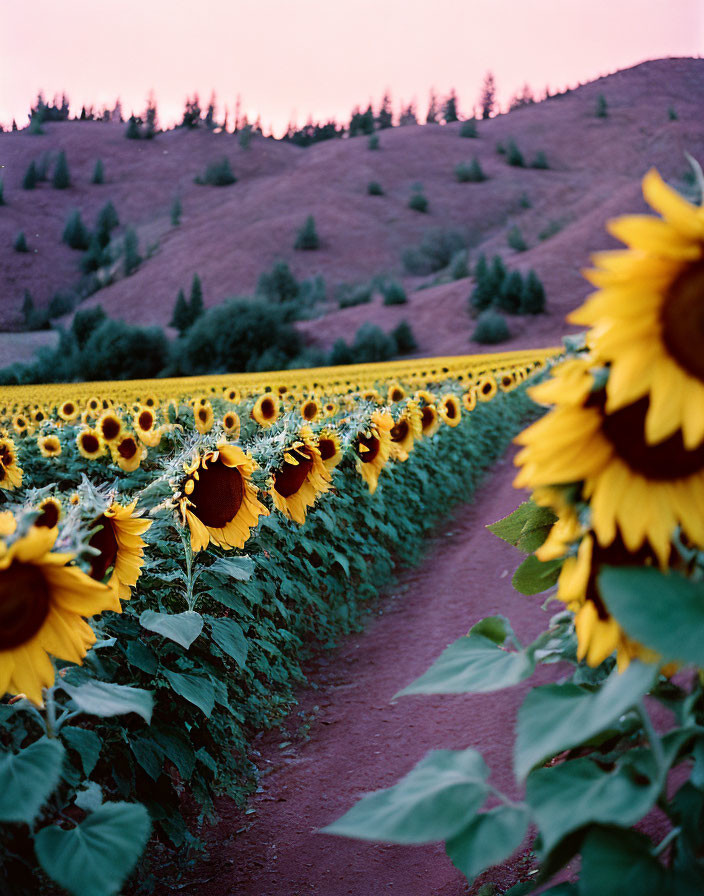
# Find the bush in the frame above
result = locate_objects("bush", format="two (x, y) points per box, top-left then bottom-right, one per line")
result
(125, 115), (141, 139)
(381, 281), (407, 305)
(472, 309), (510, 344)
(402, 228), (466, 276)
(506, 139), (524, 167)
(62, 209), (90, 250)
(13, 231), (29, 253)
(495, 141), (506, 155)
(170, 289), (191, 335)
(507, 225), (527, 252)
(21, 289), (48, 330)
(238, 125), (253, 150)
(22, 161), (37, 190)
(367, 180), (384, 196)
(368, 134), (380, 150)
(83, 319), (170, 380)
(257, 260), (299, 304)
(81, 233), (110, 273)
(520, 269), (546, 314)
(52, 150), (70, 188)
(531, 150), (549, 169)
(91, 159), (104, 184)
(450, 249), (469, 280)
(329, 338), (354, 366)
(519, 192), (532, 209)
(408, 190), (428, 213)
(48, 290), (77, 319)
(538, 218), (563, 241)
(496, 269), (524, 313)
(470, 254), (507, 312)
(96, 201), (119, 247)
(668, 105), (678, 121)
(72, 306), (107, 348)
(455, 158), (486, 183)
(294, 215), (320, 250)
(460, 118), (477, 138)
(35, 153), (50, 182)
(338, 283), (373, 308)
(391, 320), (417, 353)
(351, 322), (396, 363)
(170, 195), (181, 226)
(195, 158), (236, 186)
(123, 227), (141, 275)
(595, 94), (608, 118)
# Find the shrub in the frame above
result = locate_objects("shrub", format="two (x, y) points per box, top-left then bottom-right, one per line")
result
(91, 159), (105, 184)
(391, 320), (417, 353)
(13, 231), (29, 252)
(48, 289), (77, 319)
(531, 150), (549, 169)
(520, 269), (546, 314)
(195, 158), (237, 186)
(83, 319), (170, 380)
(506, 139), (524, 167)
(238, 125), (252, 150)
(455, 158), (486, 183)
(257, 260), (299, 304)
(125, 115), (141, 139)
(81, 233), (110, 273)
(408, 190), (428, 213)
(495, 141), (506, 155)
(22, 161), (37, 190)
(294, 215), (320, 250)
(170, 289), (191, 335)
(52, 150), (70, 188)
(668, 105), (678, 121)
(507, 225), (527, 252)
(329, 338), (354, 366)
(367, 180), (384, 196)
(402, 229), (465, 275)
(519, 192), (532, 209)
(96, 200), (119, 247)
(189, 273), (204, 321)
(338, 283), (373, 308)
(368, 134), (380, 150)
(459, 118), (477, 138)
(470, 254), (507, 312)
(450, 250), (469, 280)
(595, 94), (608, 118)
(496, 269), (524, 313)
(170, 195), (182, 226)
(72, 306), (107, 348)
(62, 209), (90, 250)
(472, 309), (510, 344)
(351, 322), (395, 363)
(35, 153), (50, 182)
(123, 227), (141, 275)
(381, 281), (407, 305)
(538, 218), (564, 241)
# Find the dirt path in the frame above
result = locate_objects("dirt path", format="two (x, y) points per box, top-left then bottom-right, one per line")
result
(191, 450), (563, 896)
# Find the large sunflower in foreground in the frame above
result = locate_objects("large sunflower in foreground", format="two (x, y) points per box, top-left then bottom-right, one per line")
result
(571, 168), (704, 448)
(0, 526), (115, 705)
(269, 428), (332, 524)
(389, 401), (422, 462)
(178, 443), (268, 551)
(87, 500), (152, 606)
(355, 411), (393, 494)
(317, 428), (343, 472)
(514, 359), (704, 566)
(0, 437), (23, 491)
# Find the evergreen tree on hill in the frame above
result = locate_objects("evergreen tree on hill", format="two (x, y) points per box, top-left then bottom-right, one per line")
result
(480, 71), (497, 119)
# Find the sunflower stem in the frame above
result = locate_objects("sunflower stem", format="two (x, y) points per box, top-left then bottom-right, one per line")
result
(637, 699), (666, 782)
(180, 528), (196, 611)
(652, 825), (681, 859)
(44, 686), (57, 738)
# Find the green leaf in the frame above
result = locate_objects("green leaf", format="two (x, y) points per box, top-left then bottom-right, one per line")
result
(514, 661), (656, 781)
(35, 802), (151, 896)
(74, 781), (103, 813)
(487, 501), (556, 553)
(207, 555), (255, 581)
(396, 632), (534, 697)
(163, 670), (215, 717)
(446, 804), (530, 881)
(139, 610), (203, 649)
(332, 552), (350, 577)
(62, 726), (102, 776)
(60, 680), (153, 724)
(578, 826), (666, 895)
(0, 738), (65, 824)
(599, 567), (704, 666)
(152, 729), (195, 780)
(208, 585), (253, 617)
(323, 749), (489, 843)
(125, 639), (158, 675)
(469, 615), (515, 644)
(130, 736), (164, 781)
(512, 555), (561, 595)
(206, 616), (248, 667)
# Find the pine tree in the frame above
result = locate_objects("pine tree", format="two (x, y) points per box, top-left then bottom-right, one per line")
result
(144, 92), (158, 138)
(204, 93), (217, 129)
(96, 201), (119, 247)
(497, 270), (523, 313)
(22, 290), (35, 328)
(22, 161), (38, 190)
(480, 72), (497, 119)
(62, 209), (90, 250)
(123, 227), (141, 275)
(170, 195), (182, 226)
(81, 232), (109, 273)
(189, 274), (204, 321)
(426, 89), (439, 124)
(125, 115), (141, 139)
(595, 94), (608, 118)
(91, 159), (104, 184)
(170, 289), (191, 334)
(398, 102), (417, 126)
(520, 270), (546, 314)
(52, 151), (71, 189)
(376, 91), (393, 129)
(294, 216), (320, 250)
(14, 231), (29, 252)
(443, 89), (459, 123)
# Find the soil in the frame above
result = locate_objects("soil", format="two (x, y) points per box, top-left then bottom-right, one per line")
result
(172, 450), (573, 896)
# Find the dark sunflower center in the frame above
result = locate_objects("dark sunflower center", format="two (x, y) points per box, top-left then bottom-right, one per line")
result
(274, 448), (314, 497)
(118, 438), (138, 459)
(36, 502), (60, 528)
(502, 375), (512, 387)
(444, 401), (457, 419)
(421, 407), (435, 430)
(261, 398), (275, 419)
(81, 434), (100, 454)
(391, 389), (403, 402)
(482, 381), (493, 395)
(318, 438), (336, 461)
(303, 403), (317, 420)
(63, 403), (75, 415)
(0, 562), (51, 650)
(0, 445), (13, 466)
(138, 411), (153, 430)
(189, 458), (244, 527)
(357, 434), (380, 464)
(391, 420), (410, 443)
(88, 516), (118, 582)
(225, 414), (236, 428)
(198, 408), (209, 422)
(661, 259), (704, 382)
(101, 418), (120, 441)
(34, 411), (45, 423)
(587, 390), (704, 480)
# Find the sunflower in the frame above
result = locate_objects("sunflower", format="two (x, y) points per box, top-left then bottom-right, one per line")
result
(462, 389), (478, 413)
(476, 374), (497, 402)
(414, 389), (436, 406)
(178, 443), (268, 552)
(269, 429), (332, 524)
(0, 511), (16, 538)
(323, 400), (338, 417)
(355, 411), (393, 494)
(87, 501), (152, 605)
(34, 497), (62, 529)
(389, 401), (422, 462)
(222, 411), (241, 437)
(30, 406), (48, 428)
(58, 399), (80, 423)
(419, 403), (441, 438)
(133, 406), (162, 447)
(110, 434), (146, 472)
(12, 414), (29, 436)
(360, 389), (381, 404)
(85, 396), (102, 417)
(38, 434), (62, 458)
(252, 394), (280, 428)
(76, 428), (106, 461)
(570, 168), (704, 449)
(194, 401), (215, 435)
(438, 394), (462, 427)
(141, 393), (159, 409)
(317, 428), (343, 471)
(499, 371), (517, 392)
(0, 526), (115, 705)
(0, 437), (23, 491)
(300, 398), (321, 423)
(514, 360), (704, 566)
(223, 386), (241, 404)
(387, 383), (406, 404)
(96, 410), (123, 444)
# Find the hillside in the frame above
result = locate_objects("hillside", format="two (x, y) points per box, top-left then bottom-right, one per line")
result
(1, 57), (703, 366)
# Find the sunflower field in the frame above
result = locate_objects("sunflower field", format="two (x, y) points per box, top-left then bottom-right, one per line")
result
(0, 346), (553, 895)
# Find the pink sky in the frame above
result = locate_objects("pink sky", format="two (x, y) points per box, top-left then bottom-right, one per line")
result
(2, 0), (702, 134)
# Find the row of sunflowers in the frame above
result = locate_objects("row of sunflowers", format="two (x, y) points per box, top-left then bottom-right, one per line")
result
(0, 351), (547, 896)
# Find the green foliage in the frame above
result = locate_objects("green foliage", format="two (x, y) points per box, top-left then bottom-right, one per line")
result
(538, 218), (564, 241)
(402, 229), (465, 275)
(368, 134), (380, 150)
(480, 72), (496, 120)
(496, 141), (506, 155)
(95, 201), (119, 247)
(13, 230), (29, 253)
(459, 118), (478, 138)
(294, 215), (320, 250)
(595, 93), (608, 118)
(367, 180), (384, 195)
(195, 158), (236, 186)
(63, 209), (91, 250)
(170, 289), (191, 335)
(507, 224), (527, 252)
(0, 739), (65, 825)
(257, 260), (299, 304)
(381, 281), (407, 305)
(48, 290), (77, 319)
(450, 250), (469, 280)
(531, 150), (549, 169)
(521, 269), (546, 314)
(443, 90), (459, 123)
(519, 192), (532, 209)
(22, 161), (38, 190)
(391, 320), (417, 353)
(122, 227), (141, 275)
(80, 233), (110, 274)
(408, 189), (428, 213)
(125, 115), (141, 140)
(455, 158), (486, 183)
(470, 254), (506, 312)
(497, 270), (524, 313)
(72, 306), (107, 348)
(82, 320), (170, 380)
(506, 139), (525, 167)
(170, 194), (182, 226)
(472, 310), (510, 344)
(52, 150), (71, 189)
(668, 105), (678, 121)
(21, 289), (44, 331)
(337, 282), (372, 308)
(91, 159), (105, 184)
(189, 273), (204, 321)
(238, 124), (253, 149)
